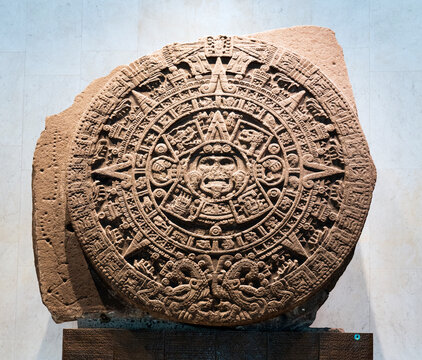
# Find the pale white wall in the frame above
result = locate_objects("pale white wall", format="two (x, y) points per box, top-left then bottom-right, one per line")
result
(0, 0), (421, 359)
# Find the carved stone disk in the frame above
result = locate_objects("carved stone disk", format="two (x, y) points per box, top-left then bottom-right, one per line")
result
(67, 36), (376, 326)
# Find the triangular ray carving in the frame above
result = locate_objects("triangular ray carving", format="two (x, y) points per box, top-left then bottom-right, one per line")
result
(123, 231), (149, 259)
(280, 90), (306, 112)
(302, 154), (344, 189)
(132, 90), (158, 114)
(200, 57), (237, 94)
(205, 111), (230, 141)
(282, 232), (308, 259)
(92, 155), (133, 182)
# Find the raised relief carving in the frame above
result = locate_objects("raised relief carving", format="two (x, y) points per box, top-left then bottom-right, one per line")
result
(66, 36), (376, 326)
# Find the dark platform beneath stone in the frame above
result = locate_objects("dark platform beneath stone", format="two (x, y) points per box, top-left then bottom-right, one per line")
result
(63, 329), (373, 360)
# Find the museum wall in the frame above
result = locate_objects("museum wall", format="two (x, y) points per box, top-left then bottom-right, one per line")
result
(0, 0), (421, 359)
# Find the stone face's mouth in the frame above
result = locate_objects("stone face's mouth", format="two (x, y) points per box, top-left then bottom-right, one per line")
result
(204, 178), (230, 185)
(201, 176), (232, 195)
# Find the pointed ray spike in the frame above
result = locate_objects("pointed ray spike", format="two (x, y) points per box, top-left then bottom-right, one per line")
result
(213, 57), (226, 75)
(205, 110), (230, 141)
(281, 232), (308, 259)
(280, 90), (306, 112)
(123, 232), (150, 258)
(92, 158), (133, 181)
(132, 90), (158, 113)
(200, 57), (237, 94)
(302, 155), (345, 188)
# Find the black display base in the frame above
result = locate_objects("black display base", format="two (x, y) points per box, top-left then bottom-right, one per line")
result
(63, 328), (373, 360)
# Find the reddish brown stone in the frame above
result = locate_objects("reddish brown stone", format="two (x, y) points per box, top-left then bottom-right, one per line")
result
(33, 26), (375, 326)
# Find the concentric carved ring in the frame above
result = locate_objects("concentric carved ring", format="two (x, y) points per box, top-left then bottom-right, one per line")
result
(67, 36), (375, 325)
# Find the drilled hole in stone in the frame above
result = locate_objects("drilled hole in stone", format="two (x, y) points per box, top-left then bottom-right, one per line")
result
(65, 223), (75, 233)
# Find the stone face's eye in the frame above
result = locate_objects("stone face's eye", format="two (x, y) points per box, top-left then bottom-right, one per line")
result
(199, 157), (215, 167)
(220, 157), (234, 166)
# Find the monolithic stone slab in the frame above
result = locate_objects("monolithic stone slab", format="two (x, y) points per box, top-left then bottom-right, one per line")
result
(33, 26), (376, 325)
(32, 71), (121, 320)
(62, 329), (373, 360)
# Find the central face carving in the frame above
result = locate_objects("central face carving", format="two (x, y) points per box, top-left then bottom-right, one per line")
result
(198, 155), (236, 196)
(185, 142), (248, 201)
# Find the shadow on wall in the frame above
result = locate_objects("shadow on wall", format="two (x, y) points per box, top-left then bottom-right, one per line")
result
(36, 318), (75, 360)
(364, 245), (384, 360)
(356, 245), (385, 360)
(312, 243), (385, 360)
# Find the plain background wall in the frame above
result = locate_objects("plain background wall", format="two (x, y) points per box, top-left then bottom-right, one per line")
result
(0, 0), (421, 359)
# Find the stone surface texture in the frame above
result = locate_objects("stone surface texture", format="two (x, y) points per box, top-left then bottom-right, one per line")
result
(32, 27), (375, 326)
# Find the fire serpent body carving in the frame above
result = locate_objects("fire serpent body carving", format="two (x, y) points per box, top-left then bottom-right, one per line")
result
(67, 36), (375, 325)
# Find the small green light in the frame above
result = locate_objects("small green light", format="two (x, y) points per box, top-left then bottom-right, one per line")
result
(354, 334), (361, 341)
